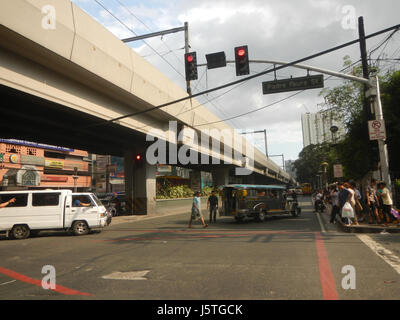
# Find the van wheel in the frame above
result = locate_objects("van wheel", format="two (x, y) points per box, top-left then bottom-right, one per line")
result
(72, 221), (89, 236)
(255, 209), (265, 222)
(10, 225), (30, 240)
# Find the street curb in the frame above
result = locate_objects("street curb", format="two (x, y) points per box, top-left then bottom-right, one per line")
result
(335, 214), (400, 234)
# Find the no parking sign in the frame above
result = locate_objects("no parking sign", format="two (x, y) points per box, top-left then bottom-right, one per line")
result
(368, 120), (386, 140)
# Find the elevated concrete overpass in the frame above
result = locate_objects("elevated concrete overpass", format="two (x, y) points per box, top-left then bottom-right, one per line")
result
(0, 0), (294, 214)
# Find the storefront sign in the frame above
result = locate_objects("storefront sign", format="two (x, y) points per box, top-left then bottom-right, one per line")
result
(9, 154), (19, 164)
(45, 160), (64, 169)
(21, 155), (45, 166)
(0, 139), (74, 152)
(41, 176), (68, 182)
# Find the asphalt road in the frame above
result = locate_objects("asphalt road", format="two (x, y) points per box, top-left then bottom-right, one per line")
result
(0, 196), (399, 300)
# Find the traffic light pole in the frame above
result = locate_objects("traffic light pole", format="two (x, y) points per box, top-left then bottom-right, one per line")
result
(184, 22), (191, 95)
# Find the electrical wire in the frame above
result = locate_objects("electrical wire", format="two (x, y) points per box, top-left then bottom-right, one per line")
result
(94, 0), (185, 79)
(78, 21), (400, 131)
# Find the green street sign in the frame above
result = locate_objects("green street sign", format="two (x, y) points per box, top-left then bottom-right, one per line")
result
(0, 153), (3, 163)
(262, 74), (324, 94)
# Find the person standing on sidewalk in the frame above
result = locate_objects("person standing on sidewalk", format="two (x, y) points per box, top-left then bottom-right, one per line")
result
(188, 191), (208, 229)
(377, 182), (394, 226)
(366, 178), (381, 224)
(207, 190), (219, 223)
(329, 184), (340, 224)
(338, 182), (351, 225)
(345, 182), (359, 226)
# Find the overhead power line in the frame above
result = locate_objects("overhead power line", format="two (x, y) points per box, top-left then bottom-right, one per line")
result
(80, 22), (400, 130)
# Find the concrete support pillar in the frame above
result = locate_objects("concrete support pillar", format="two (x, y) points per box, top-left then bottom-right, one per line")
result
(124, 150), (156, 215)
(212, 167), (230, 188)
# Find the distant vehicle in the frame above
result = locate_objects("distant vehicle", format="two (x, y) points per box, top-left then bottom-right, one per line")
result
(301, 183), (312, 195)
(0, 190), (108, 240)
(295, 187), (303, 195)
(96, 192), (127, 216)
(219, 184), (301, 222)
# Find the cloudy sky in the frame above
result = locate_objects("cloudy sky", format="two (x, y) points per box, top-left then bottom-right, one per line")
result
(71, 0), (400, 168)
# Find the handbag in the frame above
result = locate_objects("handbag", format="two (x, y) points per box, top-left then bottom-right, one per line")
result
(342, 202), (354, 218)
(391, 208), (399, 219)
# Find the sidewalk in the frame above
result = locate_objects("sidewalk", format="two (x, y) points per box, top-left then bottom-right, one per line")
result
(321, 204), (400, 234)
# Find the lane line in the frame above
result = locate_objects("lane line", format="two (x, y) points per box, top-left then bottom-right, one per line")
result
(0, 267), (92, 296)
(314, 232), (339, 300)
(316, 211), (327, 233)
(356, 234), (400, 275)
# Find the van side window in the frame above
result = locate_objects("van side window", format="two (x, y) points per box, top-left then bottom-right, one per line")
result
(32, 193), (60, 207)
(0, 194), (28, 207)
(72, 195), (93, 207)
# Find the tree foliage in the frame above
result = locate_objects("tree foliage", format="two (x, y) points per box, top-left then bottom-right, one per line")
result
(295, 56), (400, 184)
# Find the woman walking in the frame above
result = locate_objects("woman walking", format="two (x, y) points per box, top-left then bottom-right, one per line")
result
(188, 191), (208, 228)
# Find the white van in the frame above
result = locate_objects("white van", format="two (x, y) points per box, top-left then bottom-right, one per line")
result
(0, 190), (108, 240)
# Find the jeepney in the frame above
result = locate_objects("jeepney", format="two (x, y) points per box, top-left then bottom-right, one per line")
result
(219, 184), (301, 222)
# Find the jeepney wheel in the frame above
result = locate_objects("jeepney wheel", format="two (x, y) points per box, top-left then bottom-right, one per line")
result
(255, 209), (265, 222)
(10, 225), (30, 240)
(72, 221), (90, 236)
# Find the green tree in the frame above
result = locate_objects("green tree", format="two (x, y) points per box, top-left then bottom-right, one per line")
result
(294, 142), (336, 187)
(380, 70), (400, 177)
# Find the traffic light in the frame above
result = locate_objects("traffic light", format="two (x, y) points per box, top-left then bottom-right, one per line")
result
(135, 153), (144, 167)
(234, 45), (249, 76)
(185, 52), (198, 81)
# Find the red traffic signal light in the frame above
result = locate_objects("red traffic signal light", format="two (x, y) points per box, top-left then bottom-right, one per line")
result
(135, 153), (144, 167)
(186, 55), (194, 63)
(185, 52), (198, 81)
(237, 48), (246, 57)
(234, 45), (249, 76)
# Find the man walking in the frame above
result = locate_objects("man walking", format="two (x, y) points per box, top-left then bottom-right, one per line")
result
(207, 190), (219, 223)
(338, 182), (351, 224)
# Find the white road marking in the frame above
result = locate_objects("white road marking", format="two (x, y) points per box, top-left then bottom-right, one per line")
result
(0, 280), (16, 286)
(316, 211), (327, 233)
(357, 234), (400, 275)
(102, 270), (150, 280)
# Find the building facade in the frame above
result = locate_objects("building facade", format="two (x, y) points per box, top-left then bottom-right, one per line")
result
(301, 109), (346, 147)
(0, 139), (91, 191)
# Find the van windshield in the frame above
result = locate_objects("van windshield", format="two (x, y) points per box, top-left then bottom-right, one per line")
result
(91, 194), (103, 207)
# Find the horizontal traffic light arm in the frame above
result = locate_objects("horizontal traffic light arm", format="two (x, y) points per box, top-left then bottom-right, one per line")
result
(196, 59), (368, 84)
(80, 22), (400, 128)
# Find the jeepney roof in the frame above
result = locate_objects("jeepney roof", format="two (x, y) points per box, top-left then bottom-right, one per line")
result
(221, 184), (286, 190)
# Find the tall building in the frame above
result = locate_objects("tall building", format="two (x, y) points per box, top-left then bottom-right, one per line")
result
(301, 109), (346, 147)
(284, 160), (297, 180)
